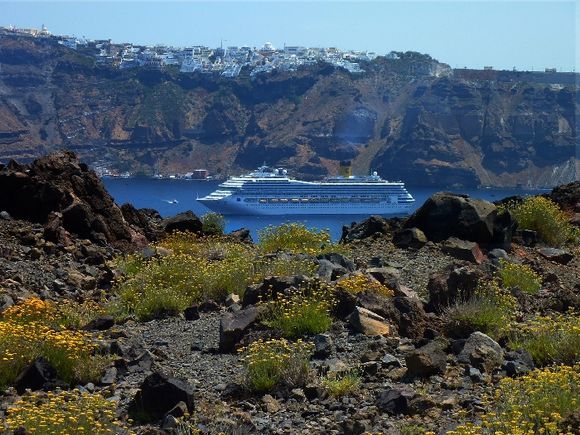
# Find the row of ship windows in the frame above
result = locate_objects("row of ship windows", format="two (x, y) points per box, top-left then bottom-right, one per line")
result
(238, 197), (400, 204)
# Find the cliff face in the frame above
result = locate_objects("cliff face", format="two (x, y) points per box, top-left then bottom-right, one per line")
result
(0, 36), (577, 187)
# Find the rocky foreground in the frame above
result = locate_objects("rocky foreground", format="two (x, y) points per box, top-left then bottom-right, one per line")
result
(0, 152), (578, 434)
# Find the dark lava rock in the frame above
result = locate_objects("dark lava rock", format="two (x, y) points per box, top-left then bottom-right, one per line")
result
(356, 291), (429, 339)
(129, 371), (194, 423)
(393, 227), (428, 249)
(162, 211), (202, 234)
(548, 181), (580, 212)
(219, 306), (262, 353)
(538, 247), (573, 265)
(229, 227), (253, 244)
(313, 333), (334, 359)
(376, 387), (416, 415)
(405, 192), (516, 247)
(340, 215), (393, 243)
(426, 265), (484, 313)
(317, 259), (348, 281)
(317, 253), (356, 272)
(0, 151), (140, 244)
(381, 353), (402, 369)
(503, 349), (535, 377)
(458, 332), (504, 373)
(365, 267), (401, 291)
(83, 316), (115, 331)
(242, 275), (310, 307)
(440, 237), (484, 264)
(183, 305), (200, 321)
(120, 203), (159, 241)
(14, 357), (58, 394)
(405, 339), (448, 378)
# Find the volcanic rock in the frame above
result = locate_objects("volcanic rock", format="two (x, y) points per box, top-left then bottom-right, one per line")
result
(128, 371), (195, 422)
(404, 192), (516, 247)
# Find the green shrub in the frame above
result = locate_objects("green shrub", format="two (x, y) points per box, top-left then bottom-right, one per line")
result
(448, 365), (579, 435)
(261, 282), (335, 338)
(201, 212), (225, 235)
(499, 260), (541, 294)
(322, 369), (361, 397)
(240, 338), (313, 393)
(110, 234), (319, 321)
(445, 281), (517, 339)
(258, 223), (340, 255)
(0, 298), (108, 388)
(508, 196), (574, 246)
(5, 390), (131, 435)
(508, 312), (579, 366)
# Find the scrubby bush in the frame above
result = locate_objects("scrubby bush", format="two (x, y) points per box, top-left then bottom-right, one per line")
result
(507, 196), (574, 246)
(201, 212), (225, 235)
(261, 281), (335, 338)
(4, 389), (131, 434)
(240, 338), (313, 392)
(508, 312), (579, 366)
(110, 234), (318, 321)
(258, 223), (340, 255)
(0, 298), (108, 388)
(445, 281), (517, 339)
(322, 369), (361, 397)
(448, 364), (579, 435)
(336, 274), (394, 297)
(499, 259), (541, 294)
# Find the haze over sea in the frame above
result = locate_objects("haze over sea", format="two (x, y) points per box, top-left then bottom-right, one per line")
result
(102, 178), (548, 240)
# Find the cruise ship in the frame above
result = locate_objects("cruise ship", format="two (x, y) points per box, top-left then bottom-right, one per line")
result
(197, 165), (414, 215)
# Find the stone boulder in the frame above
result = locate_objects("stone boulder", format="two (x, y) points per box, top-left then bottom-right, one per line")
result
(405, 339), (448, 378)
(376, 387), (416, 415)
(538, 248), (573, 265)
(548, 181), (580, 212)
(162, 211), (203, 234)
(440, 237), (484, 264)
(348, 306), (391, 336)
(340, 215), (395, 243)
(393, 227), (428, 249)
(405, 192), (516, 247)
(426, 265), (484, 313)
(242, 275), (310, 307)
(356, 291), (429, 339)
(228, 228), (253, 244)
(0, 151), (142, 244)
(14, 357), (58, 394)
(129, 372), (194, 422)
(219, 306), (262, 352)
(457, 332), (504, 373)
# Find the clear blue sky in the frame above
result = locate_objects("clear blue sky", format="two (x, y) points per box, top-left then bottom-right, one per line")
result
(2, 1), (577, 71)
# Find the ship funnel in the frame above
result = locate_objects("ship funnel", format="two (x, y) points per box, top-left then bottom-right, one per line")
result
(339, 160), (352, 177)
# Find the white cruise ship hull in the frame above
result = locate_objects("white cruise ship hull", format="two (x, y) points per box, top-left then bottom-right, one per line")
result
(197, 166), (415, 216)
(198, 197), (413, 215)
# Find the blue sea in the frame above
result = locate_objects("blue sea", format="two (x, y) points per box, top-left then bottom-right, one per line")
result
(102, 178), (548, 241)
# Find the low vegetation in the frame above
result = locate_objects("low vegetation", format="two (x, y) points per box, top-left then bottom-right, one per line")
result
(505, 196), (575, 246)
(508, 311), (579, 366)
(499, 259), (541, 294)
(200, 212), (226, 235)
(0, 298), (108, 388)
(448, 364), (579, 435)
(321, 369), (361, 397)
(261, 281), (335, 338)
(4, 389), (131, 435)
(258, 223), (343, 256)
(336, 273), (394, 297)
(240, 338), (313, 393)
(445, 281), (517, 339)
(110, 232), (317, 321)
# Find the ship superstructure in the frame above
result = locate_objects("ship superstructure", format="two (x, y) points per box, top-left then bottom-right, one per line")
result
(197, 166), (414, 215)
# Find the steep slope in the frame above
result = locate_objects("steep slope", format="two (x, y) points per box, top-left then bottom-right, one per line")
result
(0, 35), (577, 187)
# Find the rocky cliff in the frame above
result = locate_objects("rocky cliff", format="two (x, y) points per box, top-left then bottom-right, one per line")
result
(0, 35), (577, 187)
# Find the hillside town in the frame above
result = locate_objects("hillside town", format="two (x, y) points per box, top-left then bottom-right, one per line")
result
(0, 25), (377, 76)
